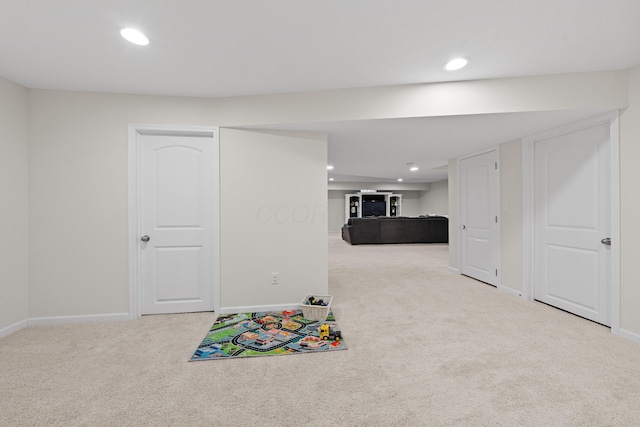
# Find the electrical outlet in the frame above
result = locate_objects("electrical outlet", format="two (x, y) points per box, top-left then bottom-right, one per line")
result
(271, 272), (279, 285)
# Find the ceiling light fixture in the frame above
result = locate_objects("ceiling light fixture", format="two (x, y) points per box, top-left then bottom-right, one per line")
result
(329, 178), (334, 181)
(407, 162), (419, 172)
(397, 178), (403, 182)
(120, 28), (149, 46)
(326, 165), (334, 170)
(443, 57), (469, 71)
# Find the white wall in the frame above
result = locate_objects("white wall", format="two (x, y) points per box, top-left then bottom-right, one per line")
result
(328, 190), (350, 232)
(26, 90), (330, 318)
(399, 191), (421, 216)
(499, 140), (523, 293)
(448, 160), (459, 270)
(29, 92), (131, 317)
(420, 180), (448, 215)
(220, 129), (328, 309)
(0, 77), (29, 334)
(202, 70), (627, 124)
(620, 65), (640, 336)
(13, 70), (635, 330)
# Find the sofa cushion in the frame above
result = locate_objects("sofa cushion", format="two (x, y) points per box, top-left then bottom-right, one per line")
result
(379, 217), (429, 243)
(343, 218), (381, 244)
(425, 217), (448, 243)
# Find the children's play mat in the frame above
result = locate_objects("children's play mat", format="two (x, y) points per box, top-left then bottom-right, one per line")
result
(189, 310), (347, 361)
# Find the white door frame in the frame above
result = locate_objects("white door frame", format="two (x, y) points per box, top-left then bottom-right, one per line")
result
(522, 111), (620, 333)
(457, 145), (501, 288)
(128, 124), (221, 319)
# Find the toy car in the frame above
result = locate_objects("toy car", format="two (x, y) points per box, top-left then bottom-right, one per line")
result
(239, 331), (259, 341)
(298, 336), (326, 349)
(255, 334), (274, 345)
(319, 323), (342, 341)
(307, 296), (327, 306)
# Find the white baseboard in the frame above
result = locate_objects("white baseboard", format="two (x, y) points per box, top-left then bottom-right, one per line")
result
(0, 319), (28, 339)
(613, 327), (640, 345)
(219, 303), (301, 315)
(497, 286), (523, 298)
(448, 266), (460, 274)
(27, 312), (130, 327)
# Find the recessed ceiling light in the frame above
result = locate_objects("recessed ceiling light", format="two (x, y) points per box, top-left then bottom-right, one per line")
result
(397, 178), (403, 182)
(410, 166), (419, 172)
(326, 165), (334, 170)
(443, 57), (469, 71)
(329, 178), (334, 181)
(121, 28), (149, 46)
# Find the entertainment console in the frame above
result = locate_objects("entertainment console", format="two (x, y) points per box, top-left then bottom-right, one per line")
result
(344, 192), (402, 223)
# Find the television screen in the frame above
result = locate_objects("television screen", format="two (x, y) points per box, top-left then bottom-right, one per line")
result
(363, 201), (386, 217)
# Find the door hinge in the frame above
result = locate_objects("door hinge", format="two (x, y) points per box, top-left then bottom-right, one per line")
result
(495, 269), (498, 276)
(495, 162), (498, 170)
(495, 215), (498, 223)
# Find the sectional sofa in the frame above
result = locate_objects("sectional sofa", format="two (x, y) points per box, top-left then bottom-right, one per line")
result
(341, 216), (449, 245)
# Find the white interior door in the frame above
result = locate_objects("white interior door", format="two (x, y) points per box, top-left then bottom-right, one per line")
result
(140, 133), (217, 315)
(534, 123), (610, 326)
(460, 150), (499, 286)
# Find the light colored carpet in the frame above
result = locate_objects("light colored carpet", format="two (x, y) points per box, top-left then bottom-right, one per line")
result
(2, 233), (640, 426)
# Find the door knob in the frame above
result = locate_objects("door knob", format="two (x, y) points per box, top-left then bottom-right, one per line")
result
(459, 224), (466, 230)
(141, 235), (150, 243)
(601, 237), (611, 246)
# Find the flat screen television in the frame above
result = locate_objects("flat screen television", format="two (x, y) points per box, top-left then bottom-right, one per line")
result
(362, 195), (386, 216)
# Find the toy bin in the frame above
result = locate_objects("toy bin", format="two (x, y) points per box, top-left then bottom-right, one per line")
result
(300, 295), (332, 321)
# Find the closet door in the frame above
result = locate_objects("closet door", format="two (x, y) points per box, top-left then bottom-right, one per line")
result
(460, 150), (499, 286)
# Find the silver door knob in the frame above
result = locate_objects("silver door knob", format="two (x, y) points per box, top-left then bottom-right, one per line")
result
(601, 238), (611, 246)
(141, 235), (150, 242)
(459, 224), (466, 230)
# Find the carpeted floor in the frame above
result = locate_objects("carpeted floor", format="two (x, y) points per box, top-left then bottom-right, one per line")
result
(2, 232), (640, 426)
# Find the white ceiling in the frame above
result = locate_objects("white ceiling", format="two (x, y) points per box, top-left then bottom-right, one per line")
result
(257, 108), (610, 182)
(2, 0), (639, 182)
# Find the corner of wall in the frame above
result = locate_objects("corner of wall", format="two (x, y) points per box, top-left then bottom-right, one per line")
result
(619, 65), (640, 335)
(499, 139), (523, 293)
(447, 159), (459, 270)
(0, 75), (29, 335)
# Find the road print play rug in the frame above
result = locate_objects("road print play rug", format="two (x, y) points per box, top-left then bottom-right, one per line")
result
(189, 310), (347, 361)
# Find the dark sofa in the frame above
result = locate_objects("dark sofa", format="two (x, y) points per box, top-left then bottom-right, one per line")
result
(341, 216), (449, 245)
